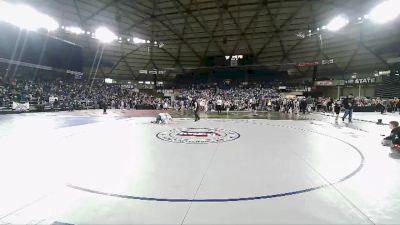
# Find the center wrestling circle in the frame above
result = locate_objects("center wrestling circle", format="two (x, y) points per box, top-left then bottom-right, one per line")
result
(156, 127), (241, 144)
(67, 121), (365, 202)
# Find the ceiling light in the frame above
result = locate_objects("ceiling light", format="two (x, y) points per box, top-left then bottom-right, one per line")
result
(39, 14), (59, 31)
(369, 0), (400, 24)
(67, 26), (84, 35)
(94, 27), (117, 43)
(326, 15), (349, 31)
(133, 37), (146, 44)
(0, 3), (59, 31)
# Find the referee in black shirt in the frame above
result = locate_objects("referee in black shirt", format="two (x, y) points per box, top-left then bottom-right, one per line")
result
(194, 98), (200, 122)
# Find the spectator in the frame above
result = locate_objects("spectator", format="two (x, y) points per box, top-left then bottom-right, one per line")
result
(334, 100), (341, 121)
(342, 94), (354, 123)
(381, 121), (400, 148)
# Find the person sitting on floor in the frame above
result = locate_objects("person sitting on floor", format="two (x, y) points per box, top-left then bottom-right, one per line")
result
(381, 121), (400, 151)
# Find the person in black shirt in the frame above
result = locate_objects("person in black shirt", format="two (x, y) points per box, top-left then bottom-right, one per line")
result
(382, 121), (400, 147)
(376, 100), (385, 114)
(103, 96), (108, 114)
(327, 98), (334, 113)
(334, 100), (341, 121)
(396, 100), (400, 115)
(299, 98), (307, 114)
(194, 98), (200, 122)
(342, 95), (354, 123)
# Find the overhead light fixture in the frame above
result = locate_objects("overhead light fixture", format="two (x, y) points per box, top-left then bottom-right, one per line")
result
(39, 14), (59, 31)
(105, 78), (113, 84)
(94, 27), (117, 43)
(0, 2), (59, 31)
(326, 15), (349, 31)
(133, 37), (146, 44)
(369, 0), (400, 24)
(66, 26), (84, 35)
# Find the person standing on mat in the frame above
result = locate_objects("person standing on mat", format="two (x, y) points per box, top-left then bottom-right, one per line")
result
(342, 94), (354, 123)
(194, 98), (200, 122)
(216, 98), (223, 114)
(299, 97), (307, 114)
(334, 100), (341, 122)
(327, 98), (334, 114)
(397, 99), (400, 115)
(103, 95), (108, 114)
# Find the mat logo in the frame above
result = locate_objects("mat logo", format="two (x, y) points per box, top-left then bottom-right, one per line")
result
(157, 128), (240, 144)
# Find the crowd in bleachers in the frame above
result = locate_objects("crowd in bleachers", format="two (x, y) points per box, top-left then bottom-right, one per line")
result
(176, 88), (400, 114)
(312, 97), (400, 114)
(0, 78), (165, 111)
(175, 87), (283, 112)
(1, 77), (400, 114)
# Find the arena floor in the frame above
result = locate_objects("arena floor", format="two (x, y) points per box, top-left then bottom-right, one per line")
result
(0, 110), (399, 224)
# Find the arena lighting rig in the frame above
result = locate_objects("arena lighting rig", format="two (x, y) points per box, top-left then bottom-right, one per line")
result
(0, 1), (163, 47)
(296, 0), (400, 38)
(1, 0), (398, 46)
(94, 27), (118, 44)
(0, 1), (58, 31)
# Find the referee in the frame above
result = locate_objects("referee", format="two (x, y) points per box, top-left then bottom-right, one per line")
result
(103, 95), (108, 114)
(194, 98), (200, 122)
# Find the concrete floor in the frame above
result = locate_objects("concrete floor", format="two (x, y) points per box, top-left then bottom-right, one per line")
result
(0, 110), (399, 224)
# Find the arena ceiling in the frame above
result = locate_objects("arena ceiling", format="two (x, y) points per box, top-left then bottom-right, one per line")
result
(14, 0), (400, 80)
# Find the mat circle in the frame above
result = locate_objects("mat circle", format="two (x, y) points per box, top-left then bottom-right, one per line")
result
(68, 122), (364, 202)
(156, 127), (241, 144)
